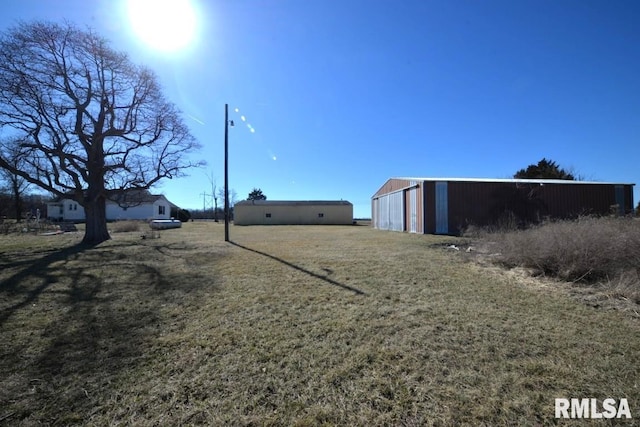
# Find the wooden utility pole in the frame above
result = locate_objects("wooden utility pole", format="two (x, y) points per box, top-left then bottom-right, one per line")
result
(224, 103), (230, 242)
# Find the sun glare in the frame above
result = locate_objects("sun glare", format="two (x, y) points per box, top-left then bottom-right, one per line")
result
(126, 0), (198, 52)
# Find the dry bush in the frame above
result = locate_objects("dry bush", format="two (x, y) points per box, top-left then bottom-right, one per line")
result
(0, 220), (58, 235)
(0, 221), (12, 235)
(489, 216), (640, 284)
(462, 211), (522, 238)
(605, 270), (640, 304)
(110, 220), (142, 233)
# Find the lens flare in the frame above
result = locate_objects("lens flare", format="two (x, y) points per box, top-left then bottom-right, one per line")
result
(232, 106), (278, 161)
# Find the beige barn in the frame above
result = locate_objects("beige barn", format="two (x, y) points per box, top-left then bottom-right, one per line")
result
(234, 200), (353, 225)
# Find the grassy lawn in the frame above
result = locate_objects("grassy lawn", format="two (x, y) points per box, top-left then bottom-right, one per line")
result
(1, 222), (638, 426)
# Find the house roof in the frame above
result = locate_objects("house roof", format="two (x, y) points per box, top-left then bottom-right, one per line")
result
(107, 190), (166, 205)
(235, 200), (352, 206)
(48, 189), (174, 206)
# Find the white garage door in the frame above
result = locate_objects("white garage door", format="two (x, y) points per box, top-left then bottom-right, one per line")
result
(375, 192), (404, 231)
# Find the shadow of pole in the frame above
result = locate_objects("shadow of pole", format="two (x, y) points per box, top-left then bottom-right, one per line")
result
(229, 241), (366, 296)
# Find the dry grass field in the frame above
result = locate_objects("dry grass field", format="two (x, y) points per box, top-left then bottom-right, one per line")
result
(1, 222), (639, 426)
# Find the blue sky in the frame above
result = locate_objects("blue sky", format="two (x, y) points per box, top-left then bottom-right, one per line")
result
(1, 0), (638, 218)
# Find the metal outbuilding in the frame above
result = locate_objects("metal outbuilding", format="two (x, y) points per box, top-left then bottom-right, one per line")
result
(372, 177), (635, 235)
(234, 200), (353, 225)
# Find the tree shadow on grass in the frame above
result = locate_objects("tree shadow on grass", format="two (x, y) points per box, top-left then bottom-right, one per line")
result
(0, 243), (93, 326)
(229, 241), (366, 296)
(0, 240), (223, 425)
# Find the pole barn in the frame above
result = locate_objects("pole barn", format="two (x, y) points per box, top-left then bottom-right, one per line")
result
(372, 177), (635, 235)
(234, 200), (353, 225)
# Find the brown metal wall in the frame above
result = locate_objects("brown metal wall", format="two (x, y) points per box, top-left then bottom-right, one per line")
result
(375, 178), (634, 235)
(446, 181), (634, 234)
(402, 183), (424, 233)
(624, 187), (634, 214)
(372, 179), (412, 198)
(417, 186), (424, 233)
(423, 181), (436, 234)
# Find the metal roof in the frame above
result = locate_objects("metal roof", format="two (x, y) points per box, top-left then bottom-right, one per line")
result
(49, 190), (173, 205)
(394, 177), (635, 186)
(235, 200), (352, 206)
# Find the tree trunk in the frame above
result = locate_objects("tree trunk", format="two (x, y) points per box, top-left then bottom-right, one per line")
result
(11, 178), (23, 223)
(82, 196), (110, 245)
(82, 137), (110, 245)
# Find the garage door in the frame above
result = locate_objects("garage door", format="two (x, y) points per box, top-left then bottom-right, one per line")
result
(374, 192), (404, 231)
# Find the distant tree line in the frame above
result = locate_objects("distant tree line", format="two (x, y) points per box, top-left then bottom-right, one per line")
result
(189, 207), (232, 221)
(191, 187), (267, 221)
(0, 188), (49, 222)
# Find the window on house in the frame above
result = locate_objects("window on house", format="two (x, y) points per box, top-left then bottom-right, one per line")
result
(318, 213), (324, 218)
(159, 205), (165, 215)
(265, 213), (271, 218)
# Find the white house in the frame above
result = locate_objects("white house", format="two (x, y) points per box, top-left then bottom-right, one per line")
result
(47, 191), (176, 222)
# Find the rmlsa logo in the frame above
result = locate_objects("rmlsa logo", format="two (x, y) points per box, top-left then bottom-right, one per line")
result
(555, 398), (632, 419)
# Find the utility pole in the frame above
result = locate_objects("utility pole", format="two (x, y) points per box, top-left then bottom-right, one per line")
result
(200, 192), (213, 218)
(200, 192), (207, 212)
(224, 103), (230, 241)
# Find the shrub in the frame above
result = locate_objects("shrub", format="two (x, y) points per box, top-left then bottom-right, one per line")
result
(111, 220), (141, 233)
(0, 219), (58, 235)
(171, 207), (191, 222)
(479, 216), (640, 288)
(462, 211), (521, 237)
(1, 221), (12, 235)
(606, 270), (640, 304)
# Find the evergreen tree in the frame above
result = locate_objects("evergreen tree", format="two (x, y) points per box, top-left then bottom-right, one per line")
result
(247, 188), (267, 201)
(514, 158), (576, 180)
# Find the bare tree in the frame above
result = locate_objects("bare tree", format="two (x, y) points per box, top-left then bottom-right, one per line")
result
(0, 140), (30, 222)
(0, 22), (202, 244)
(206, 171), (219, 222)
(231, 189), (238, 207)
(216, 187), (238, 208)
